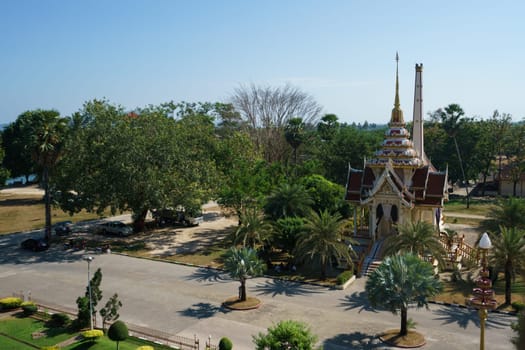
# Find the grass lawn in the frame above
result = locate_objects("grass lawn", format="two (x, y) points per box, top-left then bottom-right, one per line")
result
(0, 190), (119, 235)
(444, 197), (496, 216)
(0, 316), (174, 350)
(0, 316), (76, 348)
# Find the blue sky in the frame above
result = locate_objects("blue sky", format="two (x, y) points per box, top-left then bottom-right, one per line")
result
(1, 0), (524, 125)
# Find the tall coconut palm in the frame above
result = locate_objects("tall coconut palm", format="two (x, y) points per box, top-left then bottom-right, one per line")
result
(294, 210), (355, 280)
(490, 226), (525, 305)
(223, 247), (265, 301)
(384, 221), (446, 267)
(264, 183), (313, 220)
(233, 207), (272, 249)
(366, 253), (443, 336)
(26, 110), (68, 242)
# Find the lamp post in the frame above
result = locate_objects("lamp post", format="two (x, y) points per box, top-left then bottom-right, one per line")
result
(468, 233), (497, 350)
(83, 255), (95, 330)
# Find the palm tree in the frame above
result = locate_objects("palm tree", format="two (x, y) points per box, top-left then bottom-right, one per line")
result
(233, 207), (272, 248)
(284, 117), (305, 167)
(294, 210), (355, 280)
(264, 183), (313, 220)
(488, 197), (525, 231)
(384, 221), (446, 267)
(27, 110), (68, 243)
(223, 247), (265, 301)
(366, 253), (443, 336)
(490, 227), (525, 305)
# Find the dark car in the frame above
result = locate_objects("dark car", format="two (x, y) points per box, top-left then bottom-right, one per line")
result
(21, 238), (49, 252)
(54, 221), (73, 236)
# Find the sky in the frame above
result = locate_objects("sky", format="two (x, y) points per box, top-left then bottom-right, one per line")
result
(1, 0), (524, 125)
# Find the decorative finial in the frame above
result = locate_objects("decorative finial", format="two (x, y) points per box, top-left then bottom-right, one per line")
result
(390, 52), (404, 124)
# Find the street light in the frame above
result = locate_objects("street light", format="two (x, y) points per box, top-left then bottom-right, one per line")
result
(468, 232), (497, 350)
(83, 255), (95, 330)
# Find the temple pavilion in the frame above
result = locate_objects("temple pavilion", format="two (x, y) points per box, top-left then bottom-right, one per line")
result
(345, 56), (448, 243)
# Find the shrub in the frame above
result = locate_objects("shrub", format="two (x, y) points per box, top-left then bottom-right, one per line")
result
(41, 346), (59, 350)
(82, 329), (104, 341)
(0, 297), (23, 310)
(21, 302), (38, 316)
(512, 301), (525, 312)
(136, 346), (154, 350)
(50, 313), (70, 327)
(336, 270), (354, 285)
(219, 337), (233, 350)
(108, 320), (129, 348)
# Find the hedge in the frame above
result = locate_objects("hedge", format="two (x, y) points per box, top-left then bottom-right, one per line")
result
(0, 297), (23, 310)
(336, 270), (354, 285)
(82, 329), (104, 340)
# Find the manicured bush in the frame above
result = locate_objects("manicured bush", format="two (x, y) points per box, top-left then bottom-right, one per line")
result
(21, 301), (38, 316)
(108, 320), (129, 348)
(219, 337), (233, 350)
(336, 270), (354, 285)
(50, 312), (70, 327)
(82, 329), (104, 341)
(512, 301), (525, 312)
(0, 297), (23, 310)
(136, 346), (154, 350)
(41, 346), (59, 350)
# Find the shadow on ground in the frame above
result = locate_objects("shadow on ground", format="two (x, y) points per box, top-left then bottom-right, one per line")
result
(432, 305), (513, 329)
(339, 291), (379, 313)
(323, 332), (384, 350)
(254, 278), (322, 297)
(178, 302), (231, 319)
(186, 267), (229, 284)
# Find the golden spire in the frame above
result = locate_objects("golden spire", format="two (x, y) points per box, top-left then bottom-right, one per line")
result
(391, 52), (404, 124)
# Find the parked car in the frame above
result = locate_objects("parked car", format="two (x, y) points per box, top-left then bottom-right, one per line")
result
(21, 238), (49, 252)
(54, 220), (73, 236)
(152, 206), (204, 227)
(95, 221), (133, 236)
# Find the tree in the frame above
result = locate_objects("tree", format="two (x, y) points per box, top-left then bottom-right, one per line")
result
(488, 197), (525, 232)
(284, 117), (306, 167)
(0, 134), (10, 186)
(19, 110), (68, 242)
(253, 320), (317, 350)
(300, 174), (350, 217)
(294, 210), (355, 279)
(383, 221), (446, 268)
(512, 310), (525, 350)
(489, 227), (525, 305)
(75, 296), (90, 330)
(223, 247), (264, 301)
(273, 216), (304, 256)
(53, 100), (218, 230)
(264, 183), (313, 220)
(100, 293), (122, 331)
(233, 207), (272, 248)
(366, 253), (443, 336)
(1, 113), (36, 181)
(107, 320), (128, 350)
(85, 268), (103, 327)
(231, 83), (322, 163)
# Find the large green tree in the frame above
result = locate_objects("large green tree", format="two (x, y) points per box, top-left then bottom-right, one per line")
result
(366, 253), (443, 336)
(264, 183), (313, 221)
(0, 134), (10, 186)
(490, 227), (525, 305)
(383, 221), (446, 268)
(53, 100), (218, 229)
(294, 210), (355, 279)
(232, 207), (272, 248)
(253, 320), (317, 350)
(223, 247), (265, 301)
(487, 197), (525, 232)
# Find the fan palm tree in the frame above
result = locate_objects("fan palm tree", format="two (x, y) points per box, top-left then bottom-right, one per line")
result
(366, 253), (443, 336)
(223, 247), (265, 301)
(294, 210), (355, 280)
(26, 110), (68, 242)
(488, 197), (525, 231)
(233, 207), (272, 248)
(384, 221), (446, 268)
(264, 183), (314, 220)
(490, 226), (525, 305)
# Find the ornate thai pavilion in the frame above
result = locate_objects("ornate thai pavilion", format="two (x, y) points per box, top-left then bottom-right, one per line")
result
(345, 56), (448, 241)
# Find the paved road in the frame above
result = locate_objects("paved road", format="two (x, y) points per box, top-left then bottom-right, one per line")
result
(0, 236), (517, 350)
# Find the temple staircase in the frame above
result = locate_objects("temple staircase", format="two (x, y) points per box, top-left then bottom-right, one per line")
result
(361, 239), (385, 277)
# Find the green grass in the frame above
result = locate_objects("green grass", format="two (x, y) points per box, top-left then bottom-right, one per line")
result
(0, 316), (174, 350)
(0, 316), (76, 347)
(444, 198), (496, 216)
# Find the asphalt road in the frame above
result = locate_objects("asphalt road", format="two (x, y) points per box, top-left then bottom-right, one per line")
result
(0, 231), (518, 350)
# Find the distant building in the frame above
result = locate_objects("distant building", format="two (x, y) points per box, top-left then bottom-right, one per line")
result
(345, 56), (448, 241)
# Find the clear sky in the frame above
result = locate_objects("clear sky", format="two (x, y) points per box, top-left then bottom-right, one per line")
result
(1, 0), (524, 125)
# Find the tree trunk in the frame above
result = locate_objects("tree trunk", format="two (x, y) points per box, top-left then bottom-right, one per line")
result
(505, 264), (512, 305)
(400, 306), (408, 336)
(133, 209), (148, 232)
(320, 262), (327, 280)
(43, 166), (52, 243)
(240, 280), (247, 301)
